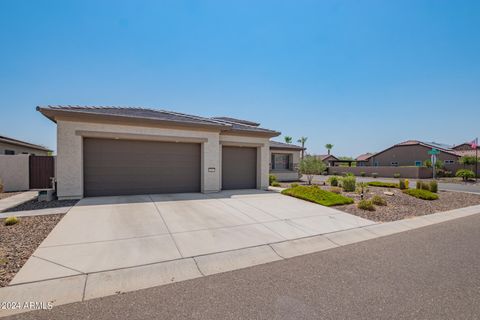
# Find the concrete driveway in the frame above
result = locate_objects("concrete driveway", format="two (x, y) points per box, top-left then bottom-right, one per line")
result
(11, 190), (374, 284)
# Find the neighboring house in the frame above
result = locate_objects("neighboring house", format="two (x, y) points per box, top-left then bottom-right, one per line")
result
(355, 153), (374, 166)
(269, 141), (304, 181)
(359, 140), (474, 172)
(316, 154), (339, 167)
(0, 135), (51, 155)
(37, 106), (280, 199)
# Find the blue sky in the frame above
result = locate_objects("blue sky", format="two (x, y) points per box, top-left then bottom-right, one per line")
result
(1, 0), (479, 156)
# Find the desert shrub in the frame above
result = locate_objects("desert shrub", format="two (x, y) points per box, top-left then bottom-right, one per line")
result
(429, 180), (438, 193)
(403, 189), (439, 200)
(416, 180), (422, 189)
(269, 174), (277, 186)
(372, 173), (378, 178)
(290, 183), (299, 188)
(393, 173), (400, 178)
(356, 182), (369, 195)
(456, 169), (475, 181)
(329, 187), (342, 194)
(4, 216), (19, 226)
(371, 195), (387, 206)
(357, 200), (375, 211)
(360, 172), (366, 177)
(421, 182), (430, 191)
(342, 176), (356, 192)
(398, 179), (406, 190)
(271, 181), (281, 187)
(328, 176), (339, 187)
(367, 181), (398, 188)
(459, 156), (478, 165)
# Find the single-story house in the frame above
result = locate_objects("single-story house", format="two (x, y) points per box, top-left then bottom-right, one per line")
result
(0, 135), (51, 155)
(37, 105), (281, 199)
(355, 153), (374, 166)
(269, 141), (304, 181)
(316, 154), (339, 167)
(358, 140), (477, 173)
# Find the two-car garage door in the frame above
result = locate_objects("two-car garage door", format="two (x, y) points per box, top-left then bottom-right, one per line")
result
(83, 138), (201, 197)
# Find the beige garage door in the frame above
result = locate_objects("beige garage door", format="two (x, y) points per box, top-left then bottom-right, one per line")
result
(222, 146), (257, 190)
(83, 138), (201, 197)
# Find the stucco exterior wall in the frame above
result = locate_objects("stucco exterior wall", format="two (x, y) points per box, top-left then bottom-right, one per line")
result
(270, 148), (301, 181)
(0, 141), (49, 156)
(370, 145), (459, 166)
(56, 120), (222, 199)
(0, 154), (30, 191)
(219, 134), (270, 190)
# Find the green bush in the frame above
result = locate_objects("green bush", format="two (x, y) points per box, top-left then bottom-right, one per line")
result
(429, 181), (438, 193)
(328, 176), (339, 187)
(329, 187), (342, 194)
(4, 216), (19, 226)
(393, 173), (400, 178)
(360, 172), (366, 177)
(367, 181), (398, 188)
(416, 180), (422, 189)
(372, 173), (378, 178)
(398, 179), (406, 190)
(403, 189), (439, 200)
(332, 172), (338, 176)
(269, 174), (277, 186)
(420, 182), (430, 191)
(356, 182), (369, 194)
(371, 195), (387, 206)
(456, 169), (475, 181)
(281, 185), (354, 206)
(357, 200), (375, 211)
(342, 176), (356, 192)
(271, 181), (281, 187)
(290, 183), (299, 188)
(299, 156), (326, 185)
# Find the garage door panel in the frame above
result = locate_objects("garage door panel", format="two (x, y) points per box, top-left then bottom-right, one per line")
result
(83, 138), (201, 197)
(222, 146), (257, 190)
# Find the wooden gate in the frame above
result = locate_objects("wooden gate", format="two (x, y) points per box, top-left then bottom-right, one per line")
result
(29, 156), (54, 189)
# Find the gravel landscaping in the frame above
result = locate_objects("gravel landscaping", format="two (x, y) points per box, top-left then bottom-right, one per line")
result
(280, 181), (480, 222)
(0, 214), (64, 286)
(0, 192), (23, 200)
(4, 199), (79, 212)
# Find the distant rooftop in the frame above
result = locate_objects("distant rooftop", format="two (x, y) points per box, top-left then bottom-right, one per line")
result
(269, 141), (305, 150)
(0, 134), (52, 152)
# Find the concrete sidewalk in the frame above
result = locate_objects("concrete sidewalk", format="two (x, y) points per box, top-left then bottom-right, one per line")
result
(1, 201), (480, 317)
(0, 191), (38, 213)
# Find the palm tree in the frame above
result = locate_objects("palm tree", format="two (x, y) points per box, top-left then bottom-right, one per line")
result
(284, 136), (293, 144)
(297, 136), (308, 159)
(325, 143), (334, 155)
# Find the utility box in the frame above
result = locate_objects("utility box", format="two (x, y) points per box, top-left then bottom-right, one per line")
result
(38, 189), (55, 202)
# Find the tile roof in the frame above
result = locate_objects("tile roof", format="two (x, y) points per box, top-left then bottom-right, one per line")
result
(453, 149), (478, 157)
(37, 105), (280, 136)
(355, 153), (374, 161)
(269, 141), (305, 150)
(316, 154), (338, 161)
(0, 134), (52, 152)
(211, 117), (260, 127)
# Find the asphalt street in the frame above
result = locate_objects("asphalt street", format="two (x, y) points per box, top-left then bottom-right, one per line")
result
(7, 213), (480, 320)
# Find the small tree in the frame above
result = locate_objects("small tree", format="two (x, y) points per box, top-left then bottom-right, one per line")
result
(299, 155), (326, 185)
(284, 136), (293, 144)
(456, 169), (475, 181)
(325, 143), (334, 155)
(424, 159), (444, 169)
(459, 156), (478, 166)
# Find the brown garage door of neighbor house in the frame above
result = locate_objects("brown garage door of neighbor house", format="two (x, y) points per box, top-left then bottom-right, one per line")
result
(83, 138), (201, 197)
(222, 146), (257, 190)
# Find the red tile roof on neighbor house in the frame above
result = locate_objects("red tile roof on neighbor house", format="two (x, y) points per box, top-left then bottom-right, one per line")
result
(316, 154), (338, 161)
(355, 153), (374, 161)
(37, 105), (281, 137)
(269, 141), (305, 150)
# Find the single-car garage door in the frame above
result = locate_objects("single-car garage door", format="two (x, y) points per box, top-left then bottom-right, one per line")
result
(222, 146), (257, 190)
(83, 138), (201, 197)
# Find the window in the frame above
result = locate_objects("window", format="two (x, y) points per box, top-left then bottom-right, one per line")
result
(414, 161), (422, 167)
(271, 153), (292, 170)
(391, 162), (399, 166)
(374, 161), (379, 167)
(444, 160), (455, 165)
(4, 150), (15, 155)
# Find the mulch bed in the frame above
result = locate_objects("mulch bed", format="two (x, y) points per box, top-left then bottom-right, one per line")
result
(4, 199), (79, 212)
(0, 214), (64, 286)
(0, 192), (23, 200)
(336, 187), (480, 222)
